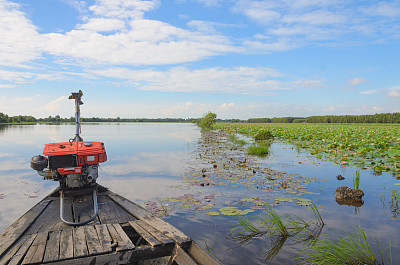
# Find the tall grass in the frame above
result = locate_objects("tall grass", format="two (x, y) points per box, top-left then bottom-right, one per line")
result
(298, 225), (392, 265)
(353, 169), (361, 190)
(247, 141), (271, 157)
(228, 205), (324, 260)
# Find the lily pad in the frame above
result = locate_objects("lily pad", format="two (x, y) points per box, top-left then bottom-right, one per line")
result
(274, 198), (293, 203)
(198, 205), (213, 210)
(296, 201), (313, 206)
(239, 209), (255, 215)
(170, 199), (180, 202)
(206, 211), (220, 216)
(240, 198), (255, 202)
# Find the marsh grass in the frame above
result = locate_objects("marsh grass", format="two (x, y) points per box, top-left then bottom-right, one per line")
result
(228, 205), (324, 260)
(298, 225), (392, 265)
(353, 169), (361, 190)
(227, 133), (247, 147)
(247, 141), (271, 157)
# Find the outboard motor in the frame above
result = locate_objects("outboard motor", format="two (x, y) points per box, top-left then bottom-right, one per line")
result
(30, 91), (107, 226)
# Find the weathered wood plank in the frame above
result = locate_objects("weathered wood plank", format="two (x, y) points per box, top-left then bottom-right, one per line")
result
(73, 195), (100, 225)
(189, 242), (221, 265)
(170, 244), (197, 265)
(128, 221), (161, 247)
(94, 224), (112, 253)
(4, 234), (36, 265)
(134, 220), (173, 245)
(73, 226), (88, 258)
(0, 199), (50, 259)
(97, 196), (120, 224)
(84, 226), (103, 256)
(52, 197), (74, 231)
(108, 193), (190, 245)
(43, 230), (61, 263)
(107, 224), (135, 252)
(22, 232), (48, 264)
(59, 229), (74, 260)
(25, 199), (69, 234)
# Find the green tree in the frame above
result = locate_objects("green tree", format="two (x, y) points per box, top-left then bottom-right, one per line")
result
(197, 111), (217, 129)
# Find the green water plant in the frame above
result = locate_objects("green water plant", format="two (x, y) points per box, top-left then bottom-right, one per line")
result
(247, 141), (271, 157)
(254, 129), (274, 141)
(228, 205), (324, 260)
(353, 169), (361, 190)
(298, 225), (392, 265)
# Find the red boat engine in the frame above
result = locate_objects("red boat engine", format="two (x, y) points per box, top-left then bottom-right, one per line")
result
(30, 90), (107, 189)
(30, 91), (107, 226)
(31, 141), (107, 188)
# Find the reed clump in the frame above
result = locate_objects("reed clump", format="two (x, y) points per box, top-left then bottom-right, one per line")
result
(228, 205), (324, 260)
(247, 141), (271, 157)
(298, 225), (392, 265)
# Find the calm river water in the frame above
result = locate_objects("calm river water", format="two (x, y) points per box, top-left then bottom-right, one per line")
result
(0, 123), (399, 264)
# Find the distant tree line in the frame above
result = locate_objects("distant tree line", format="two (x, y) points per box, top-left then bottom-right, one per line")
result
(0, 112), (200, 124)
(248, 113), (400, 124)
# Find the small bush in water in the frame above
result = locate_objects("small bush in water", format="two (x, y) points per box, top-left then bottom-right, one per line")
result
(254, 129), (274, 141)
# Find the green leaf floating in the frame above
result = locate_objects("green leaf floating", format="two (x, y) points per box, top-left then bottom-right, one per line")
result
(170, 199), (180, 202)
(206, 211), (220, 216)
(220, 206), (243, 216)
(388, 149), (400, 157)
(296, 201), (313, 206)
(239, 209), (255, 215)
(198, 205), (213, 210)
(274, 198), (293, 203)
(240, 198), (255, 202)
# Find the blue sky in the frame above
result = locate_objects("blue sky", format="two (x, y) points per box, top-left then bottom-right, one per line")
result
(0, 0), (399, 119)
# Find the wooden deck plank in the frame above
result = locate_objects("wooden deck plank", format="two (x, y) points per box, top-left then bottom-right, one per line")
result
(25, 199), (68, 234)
(97, 196), (120, 224)
(22, 232), (48, 264)
(84, 226), (103, 256)
(72, 195), (100, 225)
(59, 229), (74, 260)
(0, 234), (30, 265)
(108, 193), (190, 245)
(170, 244), (198, 265)
(73, 226), (88, 258)
(134, 220), (173, 245)
(0, 199), (50, 259)
(4, 234), (36, 265)
(43, 230), (61, 263)
(106, 198), (136, 223)
(128, 221), (161, 247)
(94, 224), (112, 253)
(189, 242), (221, 265)
(106, 224), (135, 252)
(52, 197), (74, 231)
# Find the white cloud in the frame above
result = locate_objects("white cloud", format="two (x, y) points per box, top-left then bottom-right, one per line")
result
(348, 77), (365, 86)
(77, 18), (126, 32)
(40, 96), (68, 112)
(360, 89), (380, 95)
(88, 0), (160, 19)
(234, 0), (400, 48)
(219, 102), (235, 109)
(387, 86), (400, 98)
(0, 84), (14, 88)
(90, 66), (305, 95)
(0, 0), (42, 66)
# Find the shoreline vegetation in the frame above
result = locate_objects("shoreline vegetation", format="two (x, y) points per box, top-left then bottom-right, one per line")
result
(1, 112), (400, 124)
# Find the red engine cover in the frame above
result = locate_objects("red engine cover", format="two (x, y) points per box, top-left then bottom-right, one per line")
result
(43, 141), (107, 165)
